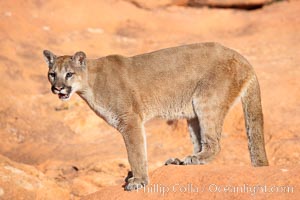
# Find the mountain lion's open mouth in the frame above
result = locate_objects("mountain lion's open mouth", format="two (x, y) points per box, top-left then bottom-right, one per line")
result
(58, 93), (70, 100)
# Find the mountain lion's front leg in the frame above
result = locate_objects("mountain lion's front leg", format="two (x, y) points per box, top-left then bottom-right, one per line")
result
(119, 116), (148, 191)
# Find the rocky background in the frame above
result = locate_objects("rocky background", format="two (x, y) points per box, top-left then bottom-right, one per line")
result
(0, 0), (299, 199)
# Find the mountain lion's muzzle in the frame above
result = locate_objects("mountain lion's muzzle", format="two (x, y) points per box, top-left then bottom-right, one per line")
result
(51, 85), (72, 100)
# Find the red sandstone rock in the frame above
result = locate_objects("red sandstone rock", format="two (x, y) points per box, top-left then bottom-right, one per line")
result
(0, 155), (69, 199)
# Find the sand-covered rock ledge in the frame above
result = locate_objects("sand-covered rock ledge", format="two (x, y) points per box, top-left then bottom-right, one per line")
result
(82, 165), (299, 200)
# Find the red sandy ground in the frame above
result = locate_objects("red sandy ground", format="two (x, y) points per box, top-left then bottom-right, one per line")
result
(0, 0), (299, 199)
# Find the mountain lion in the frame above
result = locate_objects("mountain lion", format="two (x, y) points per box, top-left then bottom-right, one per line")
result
(43, 43), (269, 191)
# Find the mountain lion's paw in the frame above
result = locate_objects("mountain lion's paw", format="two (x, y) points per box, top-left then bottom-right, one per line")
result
(165, 158), (183, 165)
(124, 178), (148, 191)
(183, 155), (201, 165)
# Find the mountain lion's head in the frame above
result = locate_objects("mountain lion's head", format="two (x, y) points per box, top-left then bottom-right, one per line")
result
(43, 50), (86, 101)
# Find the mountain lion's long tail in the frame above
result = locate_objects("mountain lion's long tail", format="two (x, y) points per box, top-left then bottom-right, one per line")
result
(241, 76), (269, 166)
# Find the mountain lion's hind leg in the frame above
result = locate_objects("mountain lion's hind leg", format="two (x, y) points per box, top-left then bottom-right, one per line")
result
(183, 96), (228, 165)
(183, 99), (224, 165)
(187, 117), (202, 154)
(165, 117), (202, 165)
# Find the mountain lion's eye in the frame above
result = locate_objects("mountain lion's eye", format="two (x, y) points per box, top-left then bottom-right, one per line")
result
(48, 72), (56, 78)
(66, 72), (73, 79)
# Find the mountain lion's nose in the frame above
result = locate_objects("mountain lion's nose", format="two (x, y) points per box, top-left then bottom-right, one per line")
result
(52, 85), (64, 92)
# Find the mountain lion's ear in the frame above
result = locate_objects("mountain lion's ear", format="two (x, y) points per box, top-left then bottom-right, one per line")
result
(43, 50), (56, 67)
(72, 51), (86, 68)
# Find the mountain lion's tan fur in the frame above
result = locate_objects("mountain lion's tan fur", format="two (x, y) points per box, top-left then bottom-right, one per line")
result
(43, 43), (268, 190)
